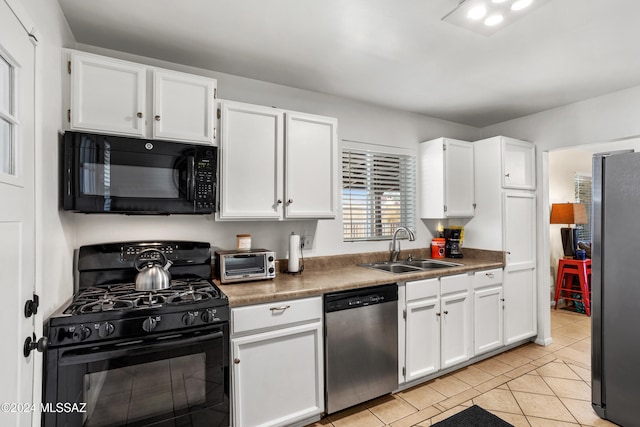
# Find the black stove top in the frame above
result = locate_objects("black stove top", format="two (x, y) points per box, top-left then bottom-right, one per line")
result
(46, 241), (229, 348)
(64, 279), (223, 315)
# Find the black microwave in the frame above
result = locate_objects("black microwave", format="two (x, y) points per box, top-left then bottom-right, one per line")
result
(62, 131), (217, 214)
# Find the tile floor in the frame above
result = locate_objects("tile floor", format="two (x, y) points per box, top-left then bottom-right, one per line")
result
(309, 309), (618, 427)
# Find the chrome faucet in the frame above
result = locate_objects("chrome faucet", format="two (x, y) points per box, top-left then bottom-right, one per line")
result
(390, 226), (416, 262)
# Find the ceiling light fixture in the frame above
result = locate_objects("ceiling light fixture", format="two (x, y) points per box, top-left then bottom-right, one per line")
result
(511, 0), (533, 10)
(484, 14), (504, 26)
(467, 6), (487, 20)
(442, 0), (552, 36)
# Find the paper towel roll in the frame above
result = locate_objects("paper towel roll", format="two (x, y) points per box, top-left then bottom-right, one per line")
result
(289, 233), (300, 273)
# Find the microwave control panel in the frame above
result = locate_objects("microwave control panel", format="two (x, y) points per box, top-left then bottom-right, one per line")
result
(195, 149), (216, 209)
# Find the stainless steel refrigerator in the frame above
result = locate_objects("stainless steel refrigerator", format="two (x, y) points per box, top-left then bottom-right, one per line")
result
(592, 149), (640, 426)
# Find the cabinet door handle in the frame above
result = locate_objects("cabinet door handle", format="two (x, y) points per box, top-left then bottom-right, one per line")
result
(234, 358), (240, 364)
(276, 199), (283, 205)
(136, 112), (144, 118)
(270, 305), (290, 312)
(443, 310), (449, 315)
(287, 199), (293, 204)
(155, 115), (161, 121)
(505, 173), (510, 178)
(436, 312), (441, 317)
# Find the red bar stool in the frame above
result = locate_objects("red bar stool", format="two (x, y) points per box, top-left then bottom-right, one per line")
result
(553, 258), (592, 316)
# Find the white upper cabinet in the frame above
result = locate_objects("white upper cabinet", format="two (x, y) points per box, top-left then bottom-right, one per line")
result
(68, 50), (217, 144)
(419, 137), (475, 218)
(218, 100), (337, 221)
(70, 52), (146, 137)
(152, 69), (216, 143)
(219, 101), (284, 220)
(285, 112), (337, 219)
(502, 137), (536, 190)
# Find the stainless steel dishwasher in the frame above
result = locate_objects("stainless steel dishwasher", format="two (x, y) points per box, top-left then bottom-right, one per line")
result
(324, 283), (398, 414)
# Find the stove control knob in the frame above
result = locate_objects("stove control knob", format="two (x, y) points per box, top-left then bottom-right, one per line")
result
(201, 309), (217, 323)
(182, 312), (196, 326)
(98, 322), (115, 338)
(142, 317), (158, 332)
(72, 325), (91, 342)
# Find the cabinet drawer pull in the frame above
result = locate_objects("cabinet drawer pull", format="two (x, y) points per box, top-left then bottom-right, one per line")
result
(485, 273), (495, 278)
(270, 305), (291, 312)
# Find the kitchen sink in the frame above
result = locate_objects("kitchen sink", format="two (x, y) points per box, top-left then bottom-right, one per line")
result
(405, 259), (462, 269)
(358, 259), (462, 274)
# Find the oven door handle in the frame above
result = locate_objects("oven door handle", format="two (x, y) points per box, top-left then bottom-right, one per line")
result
(58, 330), (224, 365)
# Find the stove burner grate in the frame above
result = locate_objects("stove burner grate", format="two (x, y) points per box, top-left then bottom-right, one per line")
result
(65, 279), (222, 315)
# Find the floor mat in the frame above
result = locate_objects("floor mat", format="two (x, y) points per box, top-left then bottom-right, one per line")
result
(432, 405), (514, 427)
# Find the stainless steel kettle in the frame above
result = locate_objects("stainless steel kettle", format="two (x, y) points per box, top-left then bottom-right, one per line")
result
(134, 249), (173, 291)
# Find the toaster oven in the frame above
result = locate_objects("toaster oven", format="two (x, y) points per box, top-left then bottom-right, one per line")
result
(214, 249), (276, 283)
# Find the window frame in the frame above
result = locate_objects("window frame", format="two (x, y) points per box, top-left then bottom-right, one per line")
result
(341, 143), (416, 242)
(0, 46), (20, 183)
(574, 172), (592, 243)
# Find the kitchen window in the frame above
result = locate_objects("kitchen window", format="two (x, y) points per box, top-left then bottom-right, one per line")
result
(342, 146), (416, 241)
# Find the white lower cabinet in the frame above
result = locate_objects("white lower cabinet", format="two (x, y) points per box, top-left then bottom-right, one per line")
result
(504, 267), (537, 344)
(231, 297), (324, 427)
(402, 274), (471, 384)
(473, 269), (504, 355)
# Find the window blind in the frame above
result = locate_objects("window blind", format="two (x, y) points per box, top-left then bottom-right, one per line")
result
(342, 148), (416, 241)
(574, 173), (592, 242)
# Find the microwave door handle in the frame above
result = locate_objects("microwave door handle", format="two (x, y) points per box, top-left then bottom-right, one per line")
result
(187, 156), (196, 201)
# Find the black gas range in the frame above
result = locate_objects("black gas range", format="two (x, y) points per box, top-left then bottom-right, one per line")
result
(43, 241), (230, 427)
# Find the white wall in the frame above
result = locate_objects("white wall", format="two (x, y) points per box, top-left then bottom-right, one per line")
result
(68, 44), (480, 263)
(19, 1), (76, 318)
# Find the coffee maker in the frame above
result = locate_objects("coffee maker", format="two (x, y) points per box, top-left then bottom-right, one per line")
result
(443, 228), (463, 258)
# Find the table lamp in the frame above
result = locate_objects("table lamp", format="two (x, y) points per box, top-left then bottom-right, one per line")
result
(550, 203), (588, 257)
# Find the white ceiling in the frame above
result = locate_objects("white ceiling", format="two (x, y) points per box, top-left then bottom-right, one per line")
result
(57, 0), (640, 127)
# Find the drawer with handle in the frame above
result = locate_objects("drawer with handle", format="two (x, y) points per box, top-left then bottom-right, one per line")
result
(473, 268), (503, 289)
(231, 296), (322, 335)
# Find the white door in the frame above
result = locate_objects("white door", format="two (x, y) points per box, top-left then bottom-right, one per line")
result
(444, 139), (475, 217)
(232, 322), (324, 427)
(440, 292), (470, 369)
(501, 138), (536, 190)
(152, 69), (216, 144)
(284, 112), (337, 219)
(70, 51), (146, 137)
(474, 286), (504, 355)
(219, 101), (283, 220)
(405, 297), (440, 381)
(504, 268), (537, 344)
(503, 192), (536, 270)
(0, 2), (37, 425)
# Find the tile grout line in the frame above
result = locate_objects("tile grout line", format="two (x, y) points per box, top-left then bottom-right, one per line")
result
(538, 360), (581, 425)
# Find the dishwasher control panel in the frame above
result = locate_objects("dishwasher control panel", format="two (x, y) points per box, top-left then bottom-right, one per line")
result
(324, 283), (398, 312)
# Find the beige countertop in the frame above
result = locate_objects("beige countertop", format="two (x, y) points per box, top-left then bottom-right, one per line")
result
(216, 248), (504, 307)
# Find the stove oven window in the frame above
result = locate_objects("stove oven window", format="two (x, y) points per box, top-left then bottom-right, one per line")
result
(84, 354), (206, 426)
